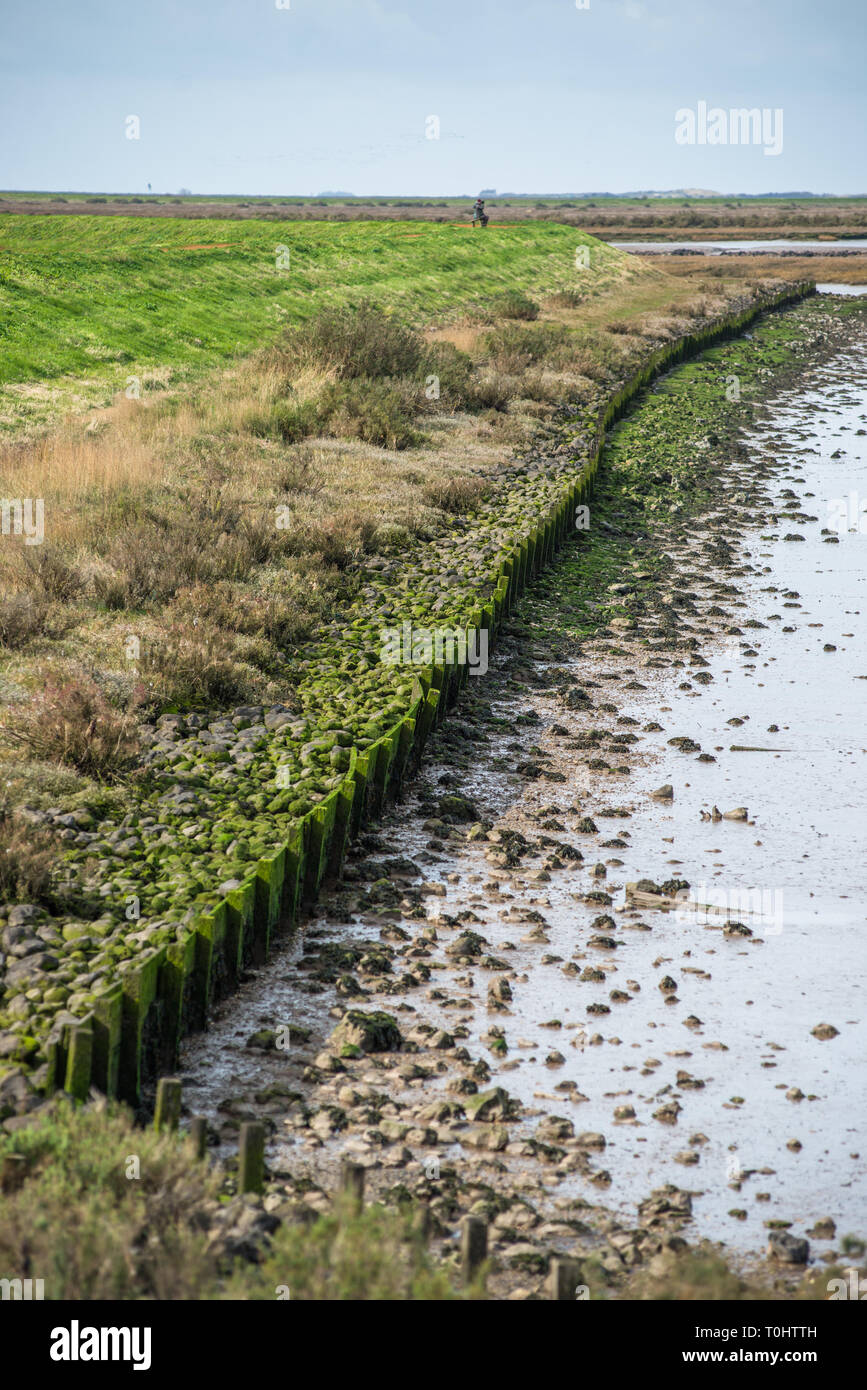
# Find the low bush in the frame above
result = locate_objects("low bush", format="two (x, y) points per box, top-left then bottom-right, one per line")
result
(423, 476), (487, 513)
(319, 378), (423, 450)
(276, 301), (424, 381)
(493, 291), (540, 321)
(0, 801), (57, 907)
(139, 623), (259, 707)
(0, 594), (51, 649)
(1, 675), (143, 781)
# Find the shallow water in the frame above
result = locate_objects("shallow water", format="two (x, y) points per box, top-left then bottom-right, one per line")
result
(180, 338), (867, 1258)
(816, 284), (867, 297)
(612, 239), (867, 254)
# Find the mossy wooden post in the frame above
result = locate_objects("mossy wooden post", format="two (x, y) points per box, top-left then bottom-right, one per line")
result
(548, 1257), (583, 1301)
(281, 822), (305, 927)
(64, 1018), (93, 1101)
(304, 791), (338, 900)
(0, 1153), (26, 1194)
(192, 910), (218, 1015)
(429, 662), (447, 729)
(327, 774), (356, 879)
(373, 724), (400, 807)
(92, 984), (123, 1097)
(154, 1076), (182, 1132)
(158, 931), (195, 1072)
(460, 1215), (487, 1283)
(255, 846), (286, 952)
(239, 1122), (265, 1194)
(118, 948), (163, 1106)
(225, 879), (256, 972)
(350, 748), (371, 837)
(413, 687), (439, 755)
(189, 1116), (208, 1160)
(341, 1159), (365, 1213)
(391, 713), (417, 795)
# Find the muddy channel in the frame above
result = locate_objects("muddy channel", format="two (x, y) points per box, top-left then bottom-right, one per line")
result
(179, 315), (866, 1281)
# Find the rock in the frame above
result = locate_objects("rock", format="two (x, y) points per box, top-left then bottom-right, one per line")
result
(437, 794), (479, 823)
(464, 1087), (518, 1122)
(575, 1132), (606, 1150)
(768, 1232), (809, 1264)
(330, 1010), (403, 1054)
(651, 785), (674, 800)
(811, 1023), (839, 1040)
(724, 921), (752, 938)
(445, 931), (486, 959)
(723, 807), (748, 821)
(6, 905), (46, 929)
(653, 1102), (682, 1124)
(807, 1218), (836, 1240)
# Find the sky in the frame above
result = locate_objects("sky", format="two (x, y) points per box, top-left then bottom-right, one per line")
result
(1, 0), (864, 196)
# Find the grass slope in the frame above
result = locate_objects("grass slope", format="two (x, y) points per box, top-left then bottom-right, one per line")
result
(0, 217), (627, 433)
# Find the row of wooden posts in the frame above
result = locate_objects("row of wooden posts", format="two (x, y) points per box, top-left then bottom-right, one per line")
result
(154, 1077), (583, 1298)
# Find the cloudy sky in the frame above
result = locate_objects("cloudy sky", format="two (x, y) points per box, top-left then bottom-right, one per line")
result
(1, 0), (864, 195)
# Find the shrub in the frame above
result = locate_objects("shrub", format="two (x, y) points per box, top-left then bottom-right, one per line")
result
(283, 512), (378, 569)
(547, 289), (584, 309)
(423, 477), (487, 513)
(0, 801), (57, 906)
(139, 624), (259, 707)
(97, 502), (276, 610)
(1, 676), (143, 781)
(233, 1193), (466, 1301)
(19, 548), (83, 604)
(243, 399), (319, 443)
(485, 322), (572, 373)
(421, 341), (475, 411)
(0, 1100), (224, 1300)
(471, 373), (515, 411)
(278, 302), (424, 381)
(319, 378), (423, 450)
(0, 594), (51, 649)
(493, 291), (540, 321)
(274, 446), (327, 496)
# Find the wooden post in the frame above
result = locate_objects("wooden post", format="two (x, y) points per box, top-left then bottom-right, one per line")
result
(548, 1257), (583, 1301)
(413, 1202), (432, 1245)
(153, 1077), (182, 1132)
(461, 1215), (487, 1283)
(189, 1115), (208, 1160)
(0, 1153), (26, 1194)
(239, 1121), (265, 1194)
(341, 1160), (365, 1212)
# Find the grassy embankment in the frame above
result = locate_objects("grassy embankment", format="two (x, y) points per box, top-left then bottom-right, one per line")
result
(2, 192), (867, 241)
(0, 214), (805, 1098)
(0, 215), (625, 434)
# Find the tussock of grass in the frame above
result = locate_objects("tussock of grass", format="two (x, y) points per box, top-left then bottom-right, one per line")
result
(0, 800), (58, 907)
(0, 675), (143, 781)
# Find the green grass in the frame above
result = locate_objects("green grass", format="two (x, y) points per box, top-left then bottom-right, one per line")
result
(0, 217), (626, 433)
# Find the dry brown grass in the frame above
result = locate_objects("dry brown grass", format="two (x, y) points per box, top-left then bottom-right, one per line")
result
(651, 253), (867, 284)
